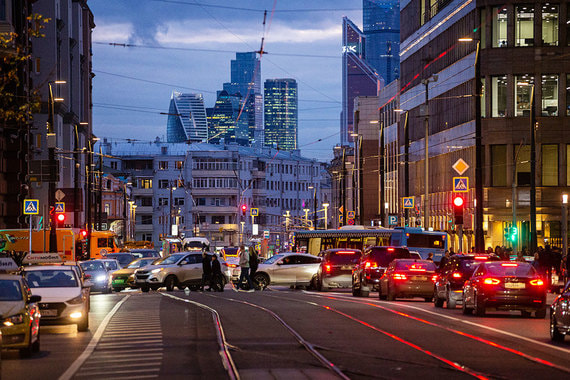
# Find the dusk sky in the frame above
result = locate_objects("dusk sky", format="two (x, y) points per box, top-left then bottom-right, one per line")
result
(89, 0), (364, 161)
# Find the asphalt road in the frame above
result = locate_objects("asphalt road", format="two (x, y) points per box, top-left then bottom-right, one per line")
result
(2, 287), (570, 380)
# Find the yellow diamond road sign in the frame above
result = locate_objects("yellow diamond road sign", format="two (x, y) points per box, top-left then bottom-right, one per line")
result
(452, 158), (469, 175)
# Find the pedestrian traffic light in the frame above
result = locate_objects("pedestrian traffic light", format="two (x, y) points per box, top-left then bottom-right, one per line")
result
(56, 213), (65, 227)
(453, 196), (464, 225)
(241, 204), (247, 216)
(508, 226), (518, 242)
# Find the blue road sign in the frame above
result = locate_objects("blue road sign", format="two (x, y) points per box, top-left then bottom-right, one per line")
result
(403, 197), (414, 209)
(347, 211), (355, 219)
(453, 177), (469, 192)
(55, 202), (65, 213)
(388, 215), (398, 226)
(24, 199), (39, 215)
(250, 208), (259, 217)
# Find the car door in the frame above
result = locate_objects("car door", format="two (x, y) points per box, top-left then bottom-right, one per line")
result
(436, 259), (453, 298)
(186, 254), (204, 284)
(295, 255), (321, 284)
(556, 282), (570, 326)
(269, 255), (299, 285)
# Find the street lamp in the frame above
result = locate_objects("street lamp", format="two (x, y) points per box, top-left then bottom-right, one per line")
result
(322, 203), (330, 230)
(420, 75), (438, 231)
(563, 194), (568, 266)
(47, 80), (66, 253)
(308, 185), (317, 229)
(303, 208), (310, 227)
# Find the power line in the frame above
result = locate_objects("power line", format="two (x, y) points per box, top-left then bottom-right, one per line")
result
(93, 70), (217, 94)
(149, 0), (361, 13)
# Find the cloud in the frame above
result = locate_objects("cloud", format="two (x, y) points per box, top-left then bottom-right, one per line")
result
(92, 22), (133, 43)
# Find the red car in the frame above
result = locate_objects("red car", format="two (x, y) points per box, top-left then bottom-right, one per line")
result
(462, 261), (547, 318)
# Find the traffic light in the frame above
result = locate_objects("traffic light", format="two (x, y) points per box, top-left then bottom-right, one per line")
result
(508, 226), (518, 242)
(56, 213), (65, 227)
(453, 196), (464, 225)
(241, 204), (247, 216)
(80, 229), (88, 238)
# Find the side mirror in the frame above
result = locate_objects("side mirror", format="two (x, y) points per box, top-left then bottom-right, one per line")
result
(84, 274), (92, 280)
(28, 295), (41, 304)
(276, 261), (283, 265)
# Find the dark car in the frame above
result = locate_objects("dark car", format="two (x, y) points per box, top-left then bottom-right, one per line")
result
(462, 261), (547, 318)
(316, 249), (361, 291)
(352, 246), (411, 297)
(129, 249), (161, 258)
(379, 259), (437, 301)
(105, 253), (135, 268)
(434, 254), (500, 309)
(550, 280), (570, 342)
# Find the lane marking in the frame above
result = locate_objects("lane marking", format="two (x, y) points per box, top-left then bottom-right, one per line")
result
(58, 295), (130, 380)
(74, 368), (160, 377)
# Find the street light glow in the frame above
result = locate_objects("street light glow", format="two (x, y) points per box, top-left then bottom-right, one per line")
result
(53, 80), (67, 84)
(563, 194), (568, 204)
(458, 37), (473, 42)
(322, 203), (329, 207)
(53, 97), (64, 102)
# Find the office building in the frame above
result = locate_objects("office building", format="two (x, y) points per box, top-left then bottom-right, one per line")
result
(264, 79), (298, 151)
(207, 90), (249, 145)
(166, 92), (208, 143)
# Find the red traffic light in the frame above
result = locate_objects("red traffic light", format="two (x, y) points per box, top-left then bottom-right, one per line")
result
(57, 213), (65, 222)
(453, 196), (464, 207)
(80, 230), (88, 238)
(241, 204), (247, 212)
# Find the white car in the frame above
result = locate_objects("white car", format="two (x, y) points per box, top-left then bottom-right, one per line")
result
(252, 252), (322, 289)
(23, 265), (90, 331)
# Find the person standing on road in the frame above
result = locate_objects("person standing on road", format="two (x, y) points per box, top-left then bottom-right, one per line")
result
(250, 246), (259, 282)
(236, 245), (254, 292)
(200, 250), (212, 291)
(210, 254), (224, 292)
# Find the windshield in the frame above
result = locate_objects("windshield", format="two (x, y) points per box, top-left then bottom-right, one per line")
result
(406, 233), (446, 249)
(108, 255), (133, 267)
(223, 248), (239, 257)
(25, 270), (79, 288)
(131, 250), (158, 258)
(80, 261), (105, 271)
(328, 251), (361, 265)
(127, 259), (156, 269)
(263, 254), (284, 265)
(157, 254), (185, 265)
(459, 258), (497, 276)
(0, 280), (23, 301)
(485, 262), (536, 277)
(395, 260), (436, 271)
(369, 248), (411, 267)
(103, 261), (119, 271)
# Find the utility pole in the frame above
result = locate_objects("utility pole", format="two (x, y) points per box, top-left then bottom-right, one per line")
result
(421, 75), (437, 230)
(380, 119), (385, 226)
(97, 145), (103, 231)
(474, 41), (484, 252)
(404, 112), (410, 226)
(530, 85), (537, 253)
(562, 194), (568, 268)
(86, 139), (93, 253)
(74, 125), (80, 227)
(342, 147), (347, 226)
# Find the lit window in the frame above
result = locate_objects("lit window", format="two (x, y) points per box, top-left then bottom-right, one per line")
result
(515, 5), (534, 47)
(542, 5), (558, 46)
(541, 75), (558, 116)
(492, 6), (508, 48)
(515, 75), (534, 117)
(542, 144), (558, 186)
(491, 75), (507, 117)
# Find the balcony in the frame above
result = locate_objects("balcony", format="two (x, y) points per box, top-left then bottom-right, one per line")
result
(135, 206), (153, 214)
(135, 224), (154, 232)
(132, 188), (153, 196)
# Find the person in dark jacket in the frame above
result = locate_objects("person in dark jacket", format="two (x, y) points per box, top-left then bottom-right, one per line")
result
(200, 251), (212, 291)
(249, 247), (260, 289)
(210, 254), (224, 292)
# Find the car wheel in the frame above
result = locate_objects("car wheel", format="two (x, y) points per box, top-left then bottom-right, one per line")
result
(318, 278), (327, 292)
(434, 288), (444, 308)
(31, 331), (40, 353)
(378, 285), (387, 300)
(462, 298), (473, 315)
(352, 283), (359, 297)
(386, 285), (395, 301)
(474, 293), (485, 317)
(550, 313), (565, 342)
(446, 289), (456, 309)
(77, 314), (89, 332)
(141, 285), (150, 293)
(535, 308), (546, 319)
(164, 276), (177, 292)
(254, 273), (269, 289)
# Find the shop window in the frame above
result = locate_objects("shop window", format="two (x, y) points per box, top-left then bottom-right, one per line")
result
(542, 4), (558, 46)
(515, 5), (534, 47)
(541, 74), (558, 116)
(515, 75), (534, 117)
(541, 144), (558, 186)
(492, 6), (508, 47)
(491, 145), (507, 186)
(491, 75), (507, 117)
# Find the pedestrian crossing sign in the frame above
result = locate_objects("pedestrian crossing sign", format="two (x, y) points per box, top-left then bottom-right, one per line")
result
(347, 211), (355, 219)
(453, 177), (469, 192)
(55, 202), (65, 213)
(24, 199), (39, 215)
(403, 197), (414, 209)
(250, 208), (259, 217)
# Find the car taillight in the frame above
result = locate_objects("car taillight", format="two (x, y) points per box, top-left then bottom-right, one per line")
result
(501, 263), (518, 267)
(225, 263), (237, 268)
(474, 256), (488, 260)
(392, 273), (407, 280)
(529, 279), (544, 286)
(452, 272), (462, 279)
(325, 264), (331, 273)
(483, 278), (501, 285)
(365, 261), (378, 269)
(431, 274), (438, 282)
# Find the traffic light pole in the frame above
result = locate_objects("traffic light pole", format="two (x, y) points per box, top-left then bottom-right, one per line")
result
(47, 83), (57, 253)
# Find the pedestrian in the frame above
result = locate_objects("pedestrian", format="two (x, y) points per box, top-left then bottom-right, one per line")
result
(249, 246), (260, 289)
(426, 252), (433, 261)
(210, 254), (224, 292)
(486, 247), (494, 254)
(200, 250), (212, 291)
(515, 251), (526, 262)
(439, 250), (450, 269)
(236, 245), (254, 292)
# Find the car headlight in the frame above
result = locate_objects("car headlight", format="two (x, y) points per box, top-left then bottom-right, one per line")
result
(3, 314), (25, 326)
(67, 295), (84, 305)
(151, 268), (163, 274)
(96, 275), (107, 282)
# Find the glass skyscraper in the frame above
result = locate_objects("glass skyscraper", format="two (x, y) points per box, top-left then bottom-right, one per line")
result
(264, 79), (298, 151)
(207, 90), (249, 145)
(223, 52), (263, 146)
(166, 92), (208, 143)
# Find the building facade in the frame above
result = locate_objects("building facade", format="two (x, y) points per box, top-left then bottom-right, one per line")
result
(264, 79), (298, 151)
(207, 90), (249, 145)
(166, 92), (208, 143)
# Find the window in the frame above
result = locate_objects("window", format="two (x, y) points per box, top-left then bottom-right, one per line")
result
(492, 6), (508, 47)
(139, 178), (152, 189)
(141, 215), (153, 225)
(104, 204), (110, 215)
(542, 144), (558, 186)
(480, 8), (487, 48)
(481, 78), (486, 117)
(491, 75), (507, 117)
(515, 5), (534, 47)
(515, 75), (534, 116)
(542, 4), (558, 46)
(158, 180), (169, 189)
(175, 161), (184, 169)
(140, 197), (152, 207)
(158, 198), (168, 206)
(196, 215), (206, 224)
(110, 161), (118, 170)
(566, 75), (570, 115)
(159, 161), (168, 170)
(541, 75), (558, 116)
(516, 145), (531, 186)
(212, 215), (225, 224)
(142, 233), (153, 242)
(195, 198), (206, 206)
(491, 145), (507, 186)
(174, 198), (184, 206)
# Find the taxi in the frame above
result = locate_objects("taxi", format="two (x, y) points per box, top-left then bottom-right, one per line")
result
(0, 273), (41, 357)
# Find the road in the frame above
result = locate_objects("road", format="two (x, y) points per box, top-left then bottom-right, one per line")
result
(2, 287), (570, 380)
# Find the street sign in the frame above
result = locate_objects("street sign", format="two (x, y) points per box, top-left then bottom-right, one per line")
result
(347, 218), (355, 225)
(347, 211), (355, 219)
(403, 197), (414, 209)
(388, 215), (398, 226)
(250, 208), (259, 217)
(252, 224), (259, 235)
(452, 158), (470, 175)
(55, 202), (65, 213)
(263, 230), (270, 239)
(453, 177), (469, 192)
(55, 189), (65, 202)
(339, 205), (344, 214)
(23, 199), (39, 215)
(23, 253), (63, 264)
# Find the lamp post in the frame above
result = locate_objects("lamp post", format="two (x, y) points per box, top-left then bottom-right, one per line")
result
(563, 194), (568, 266)
(309, 185), (317, 229)
(132, 204), (137, 241)
(322, 203), (330, 230)
(420, 75), (438, 230)
(303, 208), (310, 227)
(47, 80), (66, 253)
(351, 133), (364, 225)
(395, 109), (409, 226)
(170, 184), (176, 236)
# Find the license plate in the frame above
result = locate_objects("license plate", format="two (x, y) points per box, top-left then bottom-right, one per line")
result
(341, 265), (352, 270)
(113, 279), (125, 284)
(41, 309), (58, 317)
(412, 276), (427, 281)
(505, 282), (525, 289)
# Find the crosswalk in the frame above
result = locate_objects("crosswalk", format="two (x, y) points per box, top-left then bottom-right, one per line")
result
(73, 295), (163, 379)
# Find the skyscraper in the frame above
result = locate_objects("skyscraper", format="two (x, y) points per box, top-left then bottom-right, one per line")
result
(223, 52), (263, 146)
(166, 92), (208, 143)
(341, 17), (381, 146)
(264, 79), (298, 151)
(207, 90), (249, 145)
(362, 0), (400, 84)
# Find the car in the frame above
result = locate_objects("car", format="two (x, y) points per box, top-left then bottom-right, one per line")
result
(352, 246), (412, 297)
(128, 249), (161, 258)
(316, 249), (361, 291)
(80, 260), (112, 293)
(378, 259), (438, 301)
(98, 258), (120, 273)
(434, 254), (500, 309)
(23, 265), (90, 331)
(550, 280), (570, 342)
(111, 258), (158, 291)
(105, 253), (135, 268)
(221, 247), (241, 281)
(252, 252), (322, 290)
(409, 251), (422, 260)
(135, 252), (230, 292)
(0, 274), (41, 357)
(462, 261), (547, 318)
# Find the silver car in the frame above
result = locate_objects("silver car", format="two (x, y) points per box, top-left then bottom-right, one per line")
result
(252, 252), (322, 289)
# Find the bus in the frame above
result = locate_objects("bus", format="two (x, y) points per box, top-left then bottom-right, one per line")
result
(293, 226), (448, 262)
